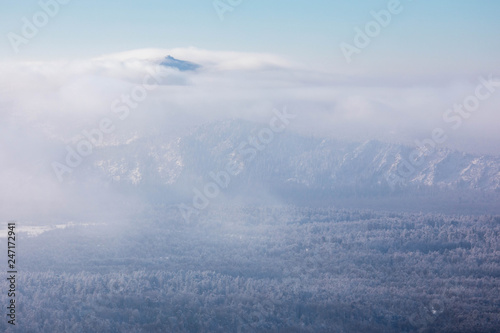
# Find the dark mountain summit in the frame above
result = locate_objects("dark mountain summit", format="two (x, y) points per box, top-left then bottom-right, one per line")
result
(160, 55), (201, 71)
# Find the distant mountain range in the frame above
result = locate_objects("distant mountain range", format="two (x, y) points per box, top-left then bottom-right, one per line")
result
(74, 119), (499, 203)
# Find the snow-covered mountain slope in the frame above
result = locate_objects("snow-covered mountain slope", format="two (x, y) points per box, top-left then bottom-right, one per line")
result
(77, 119), (500, 194)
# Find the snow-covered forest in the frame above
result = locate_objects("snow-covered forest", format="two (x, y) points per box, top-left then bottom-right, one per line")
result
(2, 206), (498, 332)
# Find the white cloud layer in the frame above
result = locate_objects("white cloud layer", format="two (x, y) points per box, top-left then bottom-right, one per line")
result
(1, 48), (499, 221)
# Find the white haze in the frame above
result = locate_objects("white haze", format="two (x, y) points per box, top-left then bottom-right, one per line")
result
(1, 47), (499, 221)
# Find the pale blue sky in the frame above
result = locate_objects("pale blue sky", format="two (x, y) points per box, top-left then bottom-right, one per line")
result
(1, 0), (499, 76)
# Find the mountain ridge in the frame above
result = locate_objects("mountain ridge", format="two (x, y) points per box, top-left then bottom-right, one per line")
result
(73, 119), (500, 199)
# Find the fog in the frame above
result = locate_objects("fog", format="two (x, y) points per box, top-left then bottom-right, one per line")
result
(1, 48), (499, 221)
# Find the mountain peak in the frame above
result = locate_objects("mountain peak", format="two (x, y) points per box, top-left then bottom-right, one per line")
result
(160, 55), (201, 71)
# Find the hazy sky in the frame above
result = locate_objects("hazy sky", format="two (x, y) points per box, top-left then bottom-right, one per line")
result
(1, 0), (499, 153)
(1, 1), (499, 222)
(1, 0), (499, 77)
